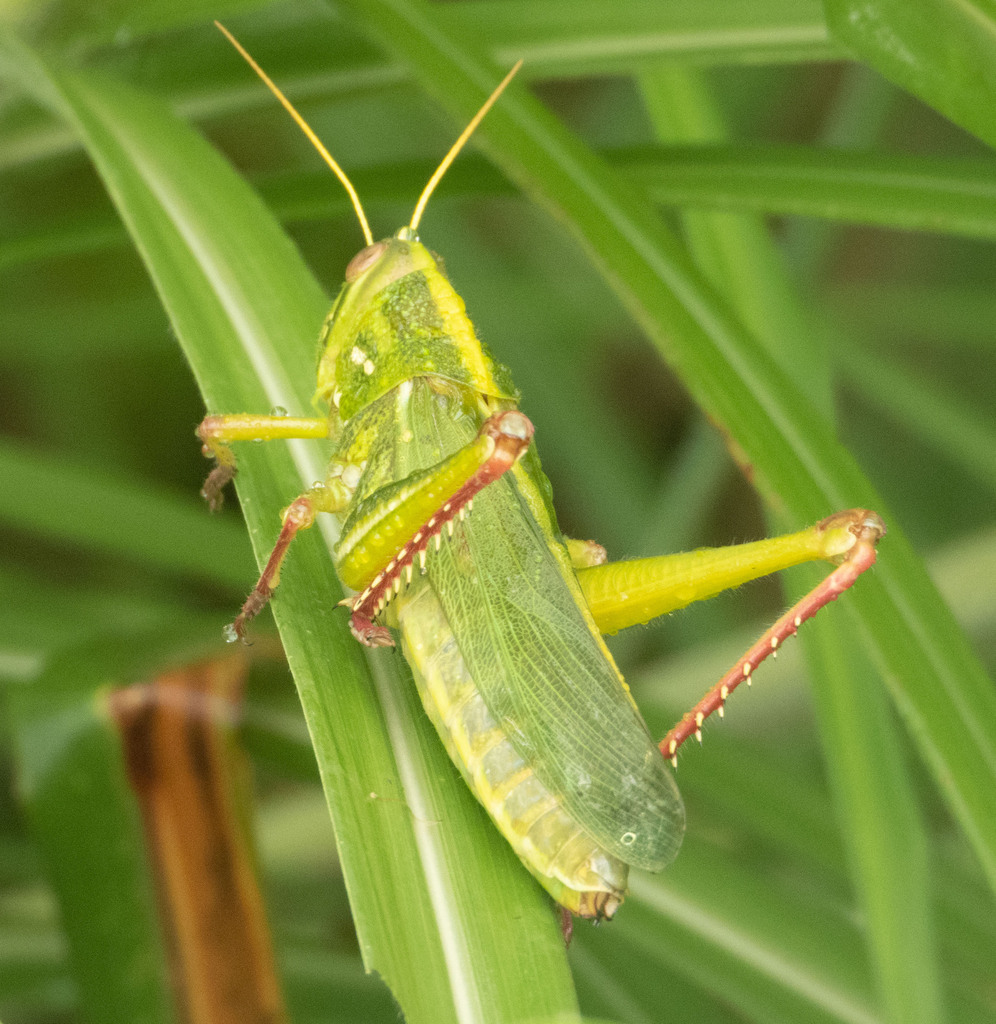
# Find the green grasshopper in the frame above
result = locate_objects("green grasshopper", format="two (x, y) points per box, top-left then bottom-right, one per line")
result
(199, 25), (885, 921)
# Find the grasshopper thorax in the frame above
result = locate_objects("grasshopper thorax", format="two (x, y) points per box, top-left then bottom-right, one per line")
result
(314, 230), (517, 423)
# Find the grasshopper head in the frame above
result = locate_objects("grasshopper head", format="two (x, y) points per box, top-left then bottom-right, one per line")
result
(213, 23), (522, 424)
(314, 229), (517, 422)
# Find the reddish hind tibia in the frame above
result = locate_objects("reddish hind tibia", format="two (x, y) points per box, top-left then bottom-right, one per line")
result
(661, 510), (885, 764)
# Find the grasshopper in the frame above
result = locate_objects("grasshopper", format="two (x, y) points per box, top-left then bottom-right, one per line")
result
(199, 25), (885, 921)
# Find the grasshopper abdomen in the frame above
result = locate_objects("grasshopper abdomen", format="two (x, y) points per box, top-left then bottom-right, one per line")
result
(397, 565), (630, 919)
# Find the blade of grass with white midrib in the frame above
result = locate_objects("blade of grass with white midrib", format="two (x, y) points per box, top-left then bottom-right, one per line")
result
(1, 32), (580, 1023)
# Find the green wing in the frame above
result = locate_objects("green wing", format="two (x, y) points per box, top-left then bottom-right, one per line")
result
(398, 381), (684, 872)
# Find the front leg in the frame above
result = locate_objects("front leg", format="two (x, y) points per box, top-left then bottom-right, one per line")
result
(196, 410), (334, 639)
(227, 482), (349, 642)
(197, 413), (330, 510)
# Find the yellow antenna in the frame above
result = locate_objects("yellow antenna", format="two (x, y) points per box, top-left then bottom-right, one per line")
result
(215, 21), (374, 247)
(409, 60), (523, 233)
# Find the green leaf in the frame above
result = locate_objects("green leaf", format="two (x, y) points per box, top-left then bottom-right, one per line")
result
(0, 438), (252, 589)
(3, 27), (579, 1024)
(836, 342), (996, 498)
(446, 0), (843, 74)
(824, 0), (996, 152)
(626, 145), (996, 242)
(638, 64), (942, 1024)
(6, 623), (222, 1024)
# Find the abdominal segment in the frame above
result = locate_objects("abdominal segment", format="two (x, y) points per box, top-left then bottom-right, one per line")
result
(396, 582), (629, 919)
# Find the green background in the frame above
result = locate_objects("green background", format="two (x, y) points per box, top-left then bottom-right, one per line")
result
(1, 1), (995, 1022)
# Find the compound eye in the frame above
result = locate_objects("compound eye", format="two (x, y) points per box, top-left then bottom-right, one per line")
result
(345, 241), (387, 282)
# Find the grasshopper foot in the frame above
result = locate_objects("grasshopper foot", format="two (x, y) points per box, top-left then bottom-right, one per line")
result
(197, 417), (238, 511)
(222, 495), (315, 642)
(346, 606), (395, 647)
(201, 463), (236, 512)
(224, 583), (274, 644)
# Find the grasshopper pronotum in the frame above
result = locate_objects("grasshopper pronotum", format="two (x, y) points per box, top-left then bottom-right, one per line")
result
(199, 24), (885, 920)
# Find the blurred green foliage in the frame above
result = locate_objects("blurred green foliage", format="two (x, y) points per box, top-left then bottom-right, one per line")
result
(1, 2), (995, 1023)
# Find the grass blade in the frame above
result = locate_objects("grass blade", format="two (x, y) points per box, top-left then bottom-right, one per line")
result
(637, 64), (942, 1024)
(825, 0), (996, 152)
(628, 145), (996, 242)
(3, 28), (579, 1023)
